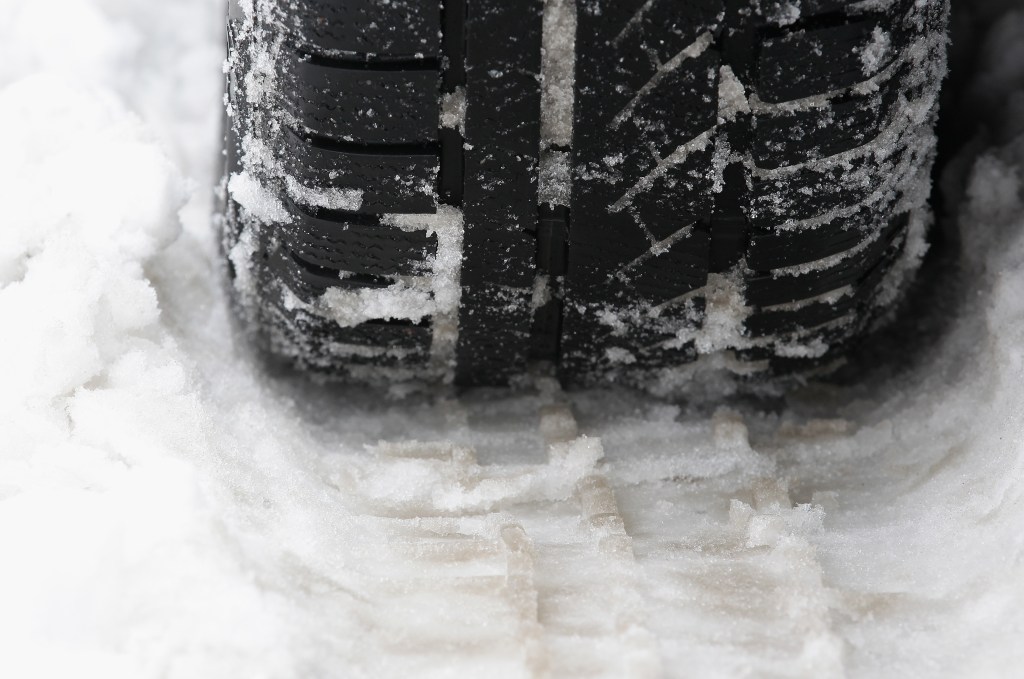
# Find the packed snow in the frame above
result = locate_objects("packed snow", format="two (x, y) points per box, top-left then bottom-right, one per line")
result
(2, 0), (1023, 677)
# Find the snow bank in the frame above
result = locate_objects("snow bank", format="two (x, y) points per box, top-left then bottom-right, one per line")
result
(1, 0), (1023, 677)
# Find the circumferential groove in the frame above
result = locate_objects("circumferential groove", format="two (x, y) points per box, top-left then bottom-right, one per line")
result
(289, 252), (394, 288)
(364, 317), (432, 329)
(438, 0), (467, 207)
(286, 198), (382, 226)
(441, 0), (467, 92)
(289, 127), (439, 156)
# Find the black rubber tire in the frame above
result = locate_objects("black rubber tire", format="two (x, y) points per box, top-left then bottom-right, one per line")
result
(220, 0), (949, 389)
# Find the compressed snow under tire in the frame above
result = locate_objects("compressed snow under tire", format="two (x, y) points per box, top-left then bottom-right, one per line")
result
(220, 0), (949, 388)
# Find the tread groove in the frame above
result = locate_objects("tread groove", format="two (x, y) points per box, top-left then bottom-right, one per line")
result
(285, 199), (382, 226)
(295, 51), (441, 71)
(289, 127), (439, 156)
(288, 252), (395, 289)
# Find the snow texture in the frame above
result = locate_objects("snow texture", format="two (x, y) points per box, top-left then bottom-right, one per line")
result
(1, 0), (1024, 677)
(441, 86), (467, 133)
(538, 0), (576, 208)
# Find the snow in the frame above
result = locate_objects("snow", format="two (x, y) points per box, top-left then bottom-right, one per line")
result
(690, 272), (751, 355)
(766, 2), (801, 27)
(540, 0), (577, 150)
(440, 86), (467, 133)
(716, 65), (751, 123)
(228, 171), (291, 223)
(538, 0), (576, 209)
(1, 0), (1024, 677)
(538, 149), (572, 206)
(281, 177), (363, 212)
(860, 27), (892, 76)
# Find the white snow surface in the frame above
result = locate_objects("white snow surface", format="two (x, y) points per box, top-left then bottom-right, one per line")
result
(2, 1), (1024, 677)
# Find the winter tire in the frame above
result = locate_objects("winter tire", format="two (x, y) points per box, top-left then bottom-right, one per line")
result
(220, 0), (949, 389)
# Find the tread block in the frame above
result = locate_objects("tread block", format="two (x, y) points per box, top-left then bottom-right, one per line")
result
(747, 226), (864, 274)
(282, 55), (440, 145)
(756, 16), (889, 103)
(632, 148), (718, 240)
(598, 0), (722, 100)
(746, 203), (893, 271)
(709, 162), (750, 272)
(455, 285), (534, 386)
(334, 319), (433, 350)
(560, 299), (704, 383)
(276, 0), (441, 57)
(563, 0), (725, 380)
(745, 223), (907, 337)
(744, 295), (858, 338)
(747, 139), (917, 227)
(572, 28), (719, 165)
(282, 129), (438, 214)
(631, 299), (707, 347)
(624, 228), (710, 304)
(736, 337), (856, 376)
(265, 296), (432, 371)
(279, 200), (437, 277)
(764, 351), (847, 375)
(750, 241), (907, 372)
(606, 51), (721, 180)
(743, 212), (906, 306)
(564, 211), (652, 288)
(634, 342), (698, 370)
(738, 321), (855, 361)
(268, 246), (396, 304)
(750, 68), (902, 170)
(758, 1), (860, 20)
(455, 0), (544, 384)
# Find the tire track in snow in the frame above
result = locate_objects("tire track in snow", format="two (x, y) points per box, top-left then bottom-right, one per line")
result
(317, 379), (662, 677)
(525, 384), (662, 678)
(593, 409), (846, 676)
